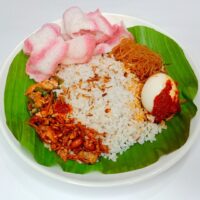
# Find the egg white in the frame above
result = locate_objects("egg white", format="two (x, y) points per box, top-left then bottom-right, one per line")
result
(141, 73), (177, 113)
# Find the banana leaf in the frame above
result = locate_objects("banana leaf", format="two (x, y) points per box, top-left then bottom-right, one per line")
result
(4, 26), (198, 174)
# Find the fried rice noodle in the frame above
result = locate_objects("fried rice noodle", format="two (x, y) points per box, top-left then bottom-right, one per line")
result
(111, 38), (164, 81)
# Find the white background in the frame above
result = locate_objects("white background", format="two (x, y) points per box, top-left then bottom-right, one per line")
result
(0, 0), (200, 199)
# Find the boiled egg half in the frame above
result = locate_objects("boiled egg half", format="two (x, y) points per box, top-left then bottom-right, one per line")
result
(141, 73), (180, 122)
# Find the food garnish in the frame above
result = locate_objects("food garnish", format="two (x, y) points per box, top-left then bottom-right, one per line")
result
(111, 38), (164, 81)
(26, 77), (108, 164)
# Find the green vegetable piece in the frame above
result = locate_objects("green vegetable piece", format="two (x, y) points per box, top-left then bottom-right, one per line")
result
(53, 91), (57, 99)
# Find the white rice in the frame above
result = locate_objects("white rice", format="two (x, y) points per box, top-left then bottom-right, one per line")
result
(57, 55), (166, 161)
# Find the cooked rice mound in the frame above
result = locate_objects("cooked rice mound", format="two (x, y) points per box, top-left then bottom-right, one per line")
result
(57, 55), (166, 161)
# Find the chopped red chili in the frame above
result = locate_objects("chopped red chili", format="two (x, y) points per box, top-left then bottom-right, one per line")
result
(54, 99), (72, 114)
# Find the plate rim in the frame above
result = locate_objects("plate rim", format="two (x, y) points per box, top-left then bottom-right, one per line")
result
(0, 13), (199, 187)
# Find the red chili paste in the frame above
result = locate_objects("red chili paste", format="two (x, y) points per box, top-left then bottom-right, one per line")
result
(54, 99), (72, 114)
(152, 80), (180, 123)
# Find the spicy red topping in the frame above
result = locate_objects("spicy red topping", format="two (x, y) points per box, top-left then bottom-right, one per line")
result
(152, 80), (181, 123)
(26, 78), (108, 164)
(53, 99), (72, 114)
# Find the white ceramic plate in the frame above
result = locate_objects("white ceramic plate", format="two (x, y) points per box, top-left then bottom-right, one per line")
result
(0, 14), (199, 187)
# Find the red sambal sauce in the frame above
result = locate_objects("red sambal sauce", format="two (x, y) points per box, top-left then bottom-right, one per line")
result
(152, 80), (181, 123)
(53, 99), (72, 114)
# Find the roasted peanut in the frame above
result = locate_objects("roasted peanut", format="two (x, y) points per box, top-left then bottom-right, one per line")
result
(84, 140), (95, 151)
(70, 138), (83, 149)
(69, 132), (77, 139)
